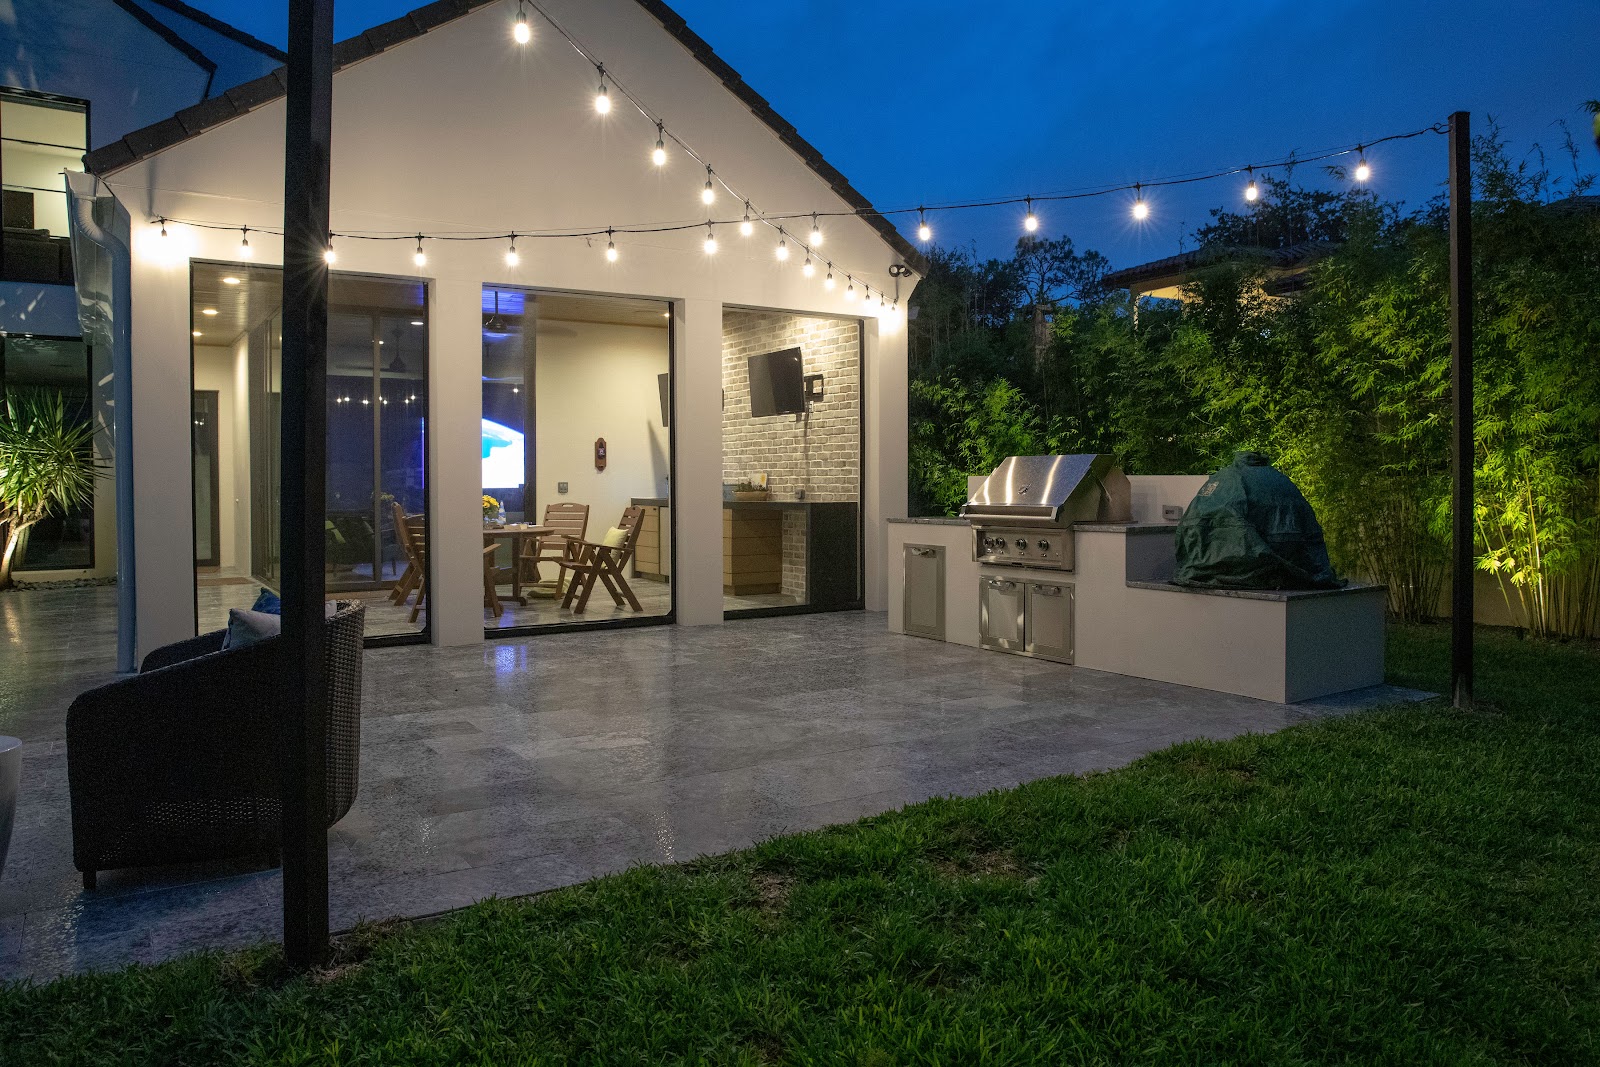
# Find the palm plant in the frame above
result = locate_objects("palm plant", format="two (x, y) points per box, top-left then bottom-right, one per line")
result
(0, 390), (100, 589)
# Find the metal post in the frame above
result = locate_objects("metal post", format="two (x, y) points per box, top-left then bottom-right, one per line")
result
(1448, 111), (1474, 708)
(280, 0), (334, 969)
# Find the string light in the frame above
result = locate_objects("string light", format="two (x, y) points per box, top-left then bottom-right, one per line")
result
(703, 224), (717, 255)
(701, 166), (716, 205)
(802, 255), (815, 278)
(775, 228), (788, 261)
(652, 122), (666, 166)
(512, 0), (530, 43)
(1244, 166), (1259, 203)
(824, 265), (835, 290)
(1131, 184), (1150, 221)
(605, 228), (618, 262)
(809, 213), (823, 248)
(845, 277), (855, 300)
(412, 236), (426, 267)
(594, 65), (610, 114)
(324, 237), (336, 264)
(917, 207), (931, 243)
(1023, 197), (1038, 233)
(504, 235), (519, 267)
(159, 217), (167, 237)
(740, 203), (754, 236)
(238, 227), (251, 258)
(1354, 147), (1371, 183)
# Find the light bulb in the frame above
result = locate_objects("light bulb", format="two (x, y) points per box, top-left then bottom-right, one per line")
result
(917, 210), (931, 243)
(512, 6), (530, 44)
(324, 240), (336, 264)
(824, 267), (835, 290)
(809, 214), (823, 247)
(1023, 197), (1038, 233)
(704, 226), (717, 255)
(505, 238), (519, 267)
(1245, 179), (1259, 203)
(605, 231), (618, 262)
(802, 256), (815, 278)
(413, 238), (426, 267)
(845, 279), (856, 300)
(239, 229), (252, 258)
(775, 232), (789, 261)
(594, 69), (610, 114)
(1354, 158), (1371, 183)
(652, 124), (666, 166)
(1131, 186), (1149, 221)
(702, 167), (716, 206)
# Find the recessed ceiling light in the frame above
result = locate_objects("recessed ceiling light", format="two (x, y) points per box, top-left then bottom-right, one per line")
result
(192, 330), (202, 337)
(410, 320), (425, 326)
(661, 312), (670, 318)
(221, 277), (240, 285)
(201, 308), (219, 316)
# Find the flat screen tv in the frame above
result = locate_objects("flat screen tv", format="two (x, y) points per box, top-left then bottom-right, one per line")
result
(747, 347), (805, 417)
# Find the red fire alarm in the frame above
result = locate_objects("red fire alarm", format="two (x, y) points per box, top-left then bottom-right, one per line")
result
(594, 437), (607, 471)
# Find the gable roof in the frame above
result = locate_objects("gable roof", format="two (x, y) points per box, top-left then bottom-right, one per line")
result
(84, 0), (924, 272)
(131, 0), (289, 64)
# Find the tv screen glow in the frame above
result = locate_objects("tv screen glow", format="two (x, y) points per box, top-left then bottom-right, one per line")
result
(482, 418), (524, 489)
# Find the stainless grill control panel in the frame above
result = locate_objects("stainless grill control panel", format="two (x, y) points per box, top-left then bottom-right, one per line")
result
(971, 525), (1070, 569)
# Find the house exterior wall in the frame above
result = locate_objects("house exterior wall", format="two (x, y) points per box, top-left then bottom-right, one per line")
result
(102, 0), (914, 657)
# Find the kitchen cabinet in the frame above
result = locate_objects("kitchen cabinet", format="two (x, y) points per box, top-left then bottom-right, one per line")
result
(978, 576), (1026, 654)
(902, 544), (945, 640)
(979, 575), (1074, 663)
(1025, 580), (1074, 663)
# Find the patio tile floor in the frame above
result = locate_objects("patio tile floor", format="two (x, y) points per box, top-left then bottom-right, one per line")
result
(0, 584), (1425, 982)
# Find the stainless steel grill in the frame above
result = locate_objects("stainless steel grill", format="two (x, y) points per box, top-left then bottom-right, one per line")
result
(962, 454), (1130, 570)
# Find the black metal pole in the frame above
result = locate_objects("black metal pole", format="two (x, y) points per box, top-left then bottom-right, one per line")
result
(280, 0), (334, 969)
(1448, 110), (1474, 708)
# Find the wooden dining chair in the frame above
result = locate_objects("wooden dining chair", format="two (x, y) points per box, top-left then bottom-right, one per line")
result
(389, 502), (428, 624)
(519, 501), (590, 585)
(555, 506), (646, 614)
(483, 544), (503, 619)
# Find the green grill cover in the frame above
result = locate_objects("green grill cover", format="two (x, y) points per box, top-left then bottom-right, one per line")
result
(1174, 452), (1343, 590)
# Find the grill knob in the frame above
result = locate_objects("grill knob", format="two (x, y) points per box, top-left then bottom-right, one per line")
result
(1038, 539), (1050, 550)
(1014, 538), (1027, 549)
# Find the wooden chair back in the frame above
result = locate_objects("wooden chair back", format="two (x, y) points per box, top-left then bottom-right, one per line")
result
(542, 501), (590, 541)
(608, 506), (646, 568)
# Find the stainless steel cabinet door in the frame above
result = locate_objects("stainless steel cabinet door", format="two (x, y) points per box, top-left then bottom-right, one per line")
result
(979, 576), (1026, 653)
(1025, 581), (1074, 663)
(902, 545), (945, 640)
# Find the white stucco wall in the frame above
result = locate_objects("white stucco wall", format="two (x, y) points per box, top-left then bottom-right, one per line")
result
(101, 0), (915, 656)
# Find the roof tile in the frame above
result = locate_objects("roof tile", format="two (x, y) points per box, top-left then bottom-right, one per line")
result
(361, 14), (419, 54)
(225, 72), (286, 112)
(122, 118), (191, 159)
(175, 94), (239, 136)
(84, 140), (137, 176)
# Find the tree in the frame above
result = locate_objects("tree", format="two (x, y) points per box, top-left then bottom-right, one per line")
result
(0, 391), (99, 590)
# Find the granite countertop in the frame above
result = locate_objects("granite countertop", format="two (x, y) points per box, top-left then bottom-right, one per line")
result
(630, 497), (668, 507)
(1125, 580), (1387, 602)
(1075, 522), (1179, 536)
(887, 516), (968, 526)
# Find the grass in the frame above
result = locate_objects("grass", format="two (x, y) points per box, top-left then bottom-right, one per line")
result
(4, 623), (1600, 1065)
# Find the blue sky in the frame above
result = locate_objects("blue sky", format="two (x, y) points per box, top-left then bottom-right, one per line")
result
(198, 0), (1598, 269)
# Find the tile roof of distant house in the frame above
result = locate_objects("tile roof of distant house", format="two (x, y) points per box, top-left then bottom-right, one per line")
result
(84, 0), (924, 272)
(135, 0), (289, 63)
(1101, 241), (1338, 292)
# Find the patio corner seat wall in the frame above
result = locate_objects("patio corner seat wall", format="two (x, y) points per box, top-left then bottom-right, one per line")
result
(66, 602), (366, 889)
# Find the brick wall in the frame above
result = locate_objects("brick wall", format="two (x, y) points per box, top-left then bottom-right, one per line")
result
(781, 508), (807, 598)
(722, 310), (860, 503)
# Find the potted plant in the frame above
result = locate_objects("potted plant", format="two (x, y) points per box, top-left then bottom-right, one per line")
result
(731, 480), (769, 502)
(482, 494), (505, 527)
(0, 390), (100, 591)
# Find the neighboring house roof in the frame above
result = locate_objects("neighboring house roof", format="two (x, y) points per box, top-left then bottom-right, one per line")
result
(1102, 241), (1338, 297)
(131, 0), (289, 65)
(82, 0), (925, 272)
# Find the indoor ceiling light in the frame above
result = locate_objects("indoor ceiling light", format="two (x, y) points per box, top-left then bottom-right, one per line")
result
(222, 277), (240, 285)
(201, 308), (218, 315)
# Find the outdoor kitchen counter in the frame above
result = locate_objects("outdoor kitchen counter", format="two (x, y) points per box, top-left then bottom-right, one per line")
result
(888, 519), (1387, 704)
(886, 517), (967, 526)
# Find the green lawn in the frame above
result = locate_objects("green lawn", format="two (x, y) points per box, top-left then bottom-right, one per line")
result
(4, 623), (1599, 1065)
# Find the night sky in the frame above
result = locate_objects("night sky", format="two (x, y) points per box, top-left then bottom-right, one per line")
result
(195, 0), (1597, 269)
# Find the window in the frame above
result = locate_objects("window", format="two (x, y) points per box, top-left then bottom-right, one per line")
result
(0, 335), (95, 570)
(1, 89), (86, 285)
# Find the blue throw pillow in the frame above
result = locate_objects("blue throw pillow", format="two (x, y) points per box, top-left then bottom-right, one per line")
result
(223, 608), (281, 650)
(251, 588), (282, 614)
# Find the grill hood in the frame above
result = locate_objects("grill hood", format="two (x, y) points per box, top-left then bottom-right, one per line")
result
(961, 454), (1132, 528)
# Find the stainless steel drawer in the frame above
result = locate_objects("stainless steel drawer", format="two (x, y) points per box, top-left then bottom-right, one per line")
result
(1025, 581), (1074, 663)
(979, 576), (1026, 653)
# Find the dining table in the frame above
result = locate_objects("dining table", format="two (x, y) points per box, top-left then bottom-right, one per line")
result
(482, 523), (554, 604)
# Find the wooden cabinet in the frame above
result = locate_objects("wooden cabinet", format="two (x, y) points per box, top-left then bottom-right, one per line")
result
(633, 506), (665, 580)
(723, 507), (782, 594)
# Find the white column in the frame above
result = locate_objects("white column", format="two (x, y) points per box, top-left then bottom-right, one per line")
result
(673, 298), (724, 625)
(129, 257), (199, 656)
(427, 277), (486, 646)
(863, 316), (908, 612)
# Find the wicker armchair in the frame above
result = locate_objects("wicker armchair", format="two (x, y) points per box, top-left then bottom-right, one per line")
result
(66, 601), (366, 890)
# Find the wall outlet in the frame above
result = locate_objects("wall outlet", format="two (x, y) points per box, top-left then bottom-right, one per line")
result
(558, 481), (569, 494)
(1162, 504), (1184, 522)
